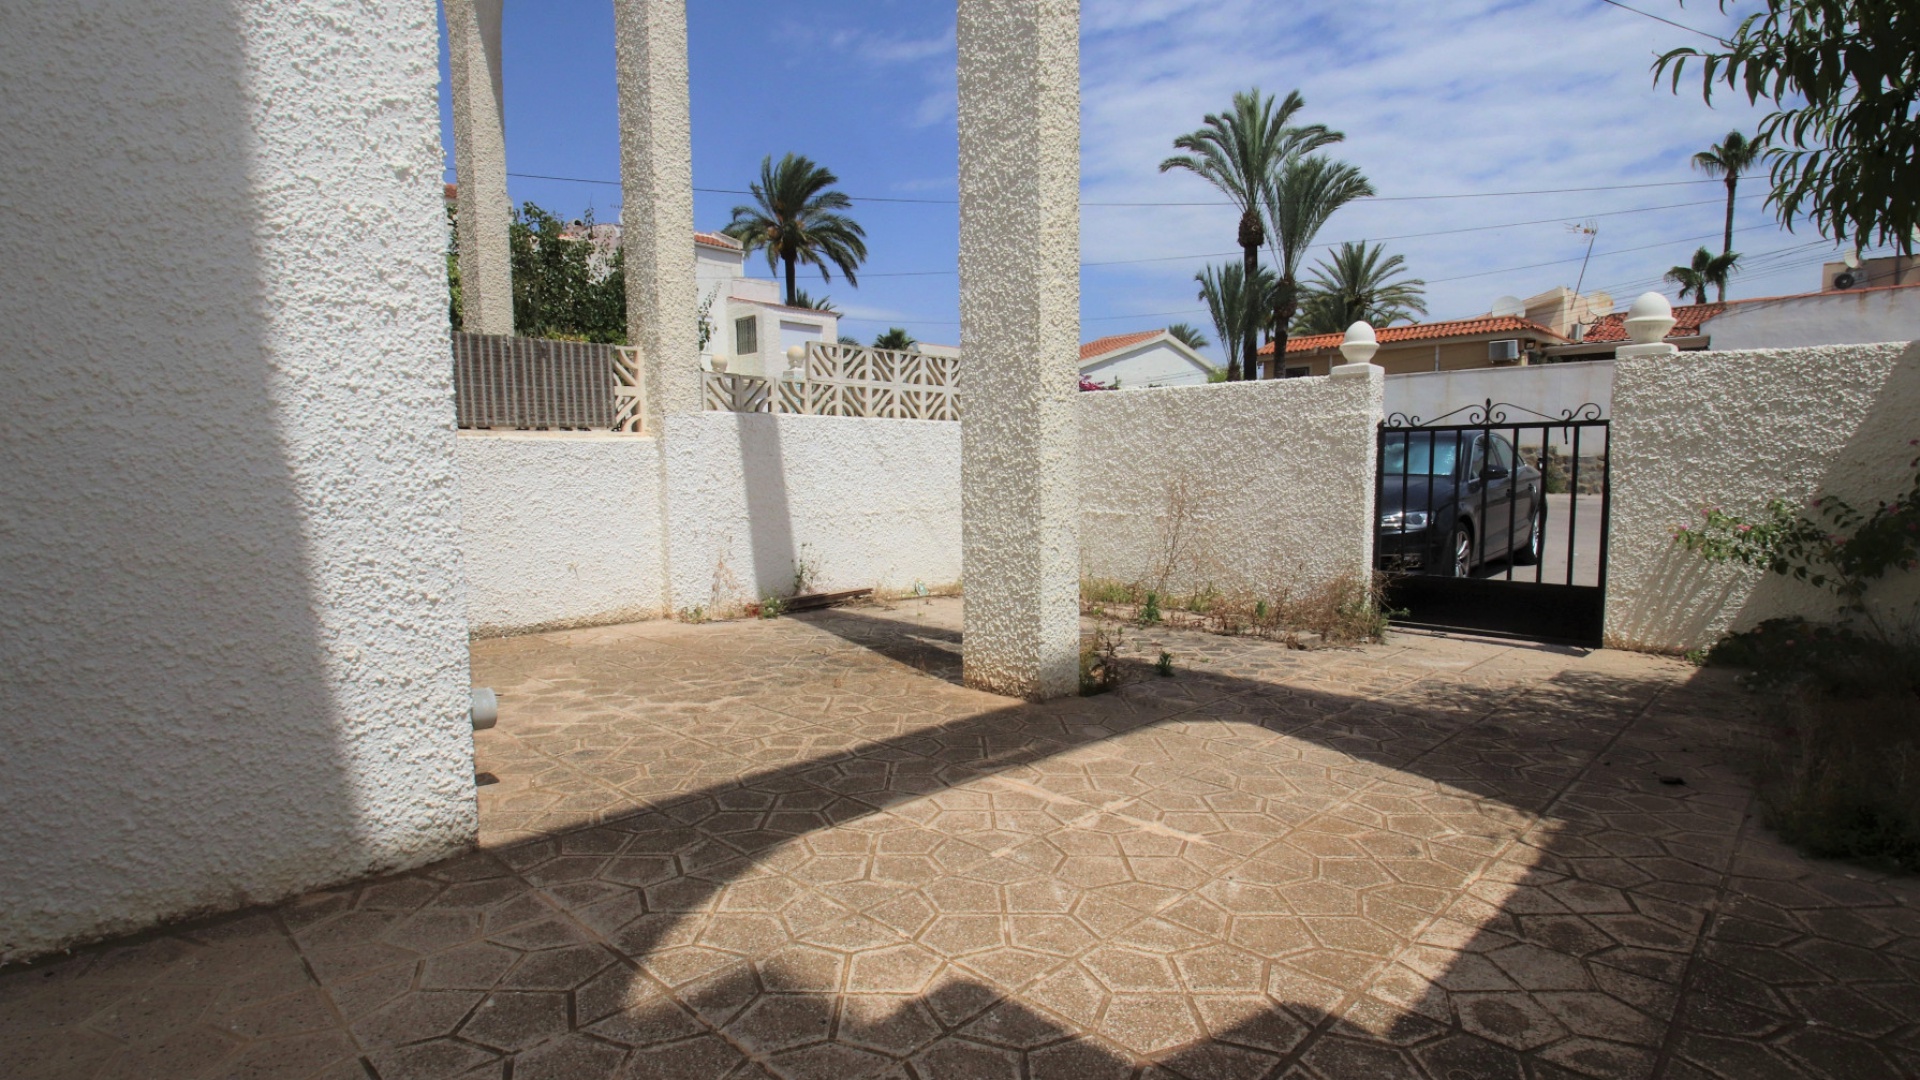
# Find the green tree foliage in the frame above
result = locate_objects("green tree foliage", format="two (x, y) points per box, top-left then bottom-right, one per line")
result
(1195, 262), (1274, 374)
(786, 288), (839, 314)
(445, 201), (464, 331)
(1161, 89), (1340, 380)
(1292, 242), (1427, 336)
(723, 153), (868, 306)
(1664, 246), (1742, 305)
(1658, 1), (1919, 255)
(871, 327), (917, 352)
(1164, 322), (1210, 351)
(837, 334), (861, 346)
(509, 203), (627, 344)
(1262, 155), (1375, 360)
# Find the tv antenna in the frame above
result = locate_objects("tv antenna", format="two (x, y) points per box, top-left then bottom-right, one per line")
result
(1568, 220), (1599, 299)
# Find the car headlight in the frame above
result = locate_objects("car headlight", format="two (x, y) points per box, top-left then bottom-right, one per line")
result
(1379, 510), (1429, 530)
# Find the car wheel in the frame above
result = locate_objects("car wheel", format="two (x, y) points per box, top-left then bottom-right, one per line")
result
(1446, 522), (1473, 577)
(1512, 502), (1543, 565)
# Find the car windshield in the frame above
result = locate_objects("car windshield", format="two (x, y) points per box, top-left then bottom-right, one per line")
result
(1382, 432), (1465, 478)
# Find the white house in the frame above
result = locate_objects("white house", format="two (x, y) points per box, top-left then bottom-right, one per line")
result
(1699, 282), (1920, 350)
(1079, 329), (1217, 388)
(694, 231), (838, 378)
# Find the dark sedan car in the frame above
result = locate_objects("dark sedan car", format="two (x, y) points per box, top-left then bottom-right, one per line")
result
(1376, 430), (1544, 577)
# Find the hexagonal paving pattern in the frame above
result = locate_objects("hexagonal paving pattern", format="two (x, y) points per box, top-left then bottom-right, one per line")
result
(4, 598), (1916, 1078)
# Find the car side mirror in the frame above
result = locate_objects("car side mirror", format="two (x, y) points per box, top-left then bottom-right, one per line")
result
(1483, 466), (1510, 480)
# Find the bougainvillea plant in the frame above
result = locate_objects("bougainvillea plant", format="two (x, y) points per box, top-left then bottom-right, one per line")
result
(1673, 445), (1920, 633)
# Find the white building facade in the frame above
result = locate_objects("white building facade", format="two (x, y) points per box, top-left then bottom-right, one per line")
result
(1079, 329), (1218, 388)
(695, 231), (839, 378)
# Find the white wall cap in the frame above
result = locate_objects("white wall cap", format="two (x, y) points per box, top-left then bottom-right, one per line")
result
(1339, 321), (1380, 365)
(1624, 292), (1677, 345)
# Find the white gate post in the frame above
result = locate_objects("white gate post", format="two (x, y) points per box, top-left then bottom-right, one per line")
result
(957, 0), (1082, 699)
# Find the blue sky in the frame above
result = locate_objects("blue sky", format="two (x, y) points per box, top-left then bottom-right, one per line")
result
(440, 0), (1867, 362)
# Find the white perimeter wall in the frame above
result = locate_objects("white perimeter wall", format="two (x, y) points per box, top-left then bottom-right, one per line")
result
(0, 3), (474, 959)
(458, 434), (665, 636)
(1078, 374), (1383, 597)
(1702, 287), (1920, 351)
(1387, 361), (1615, 437)
(662, 413), (963, 611)
(1607, 342), (1920, 651)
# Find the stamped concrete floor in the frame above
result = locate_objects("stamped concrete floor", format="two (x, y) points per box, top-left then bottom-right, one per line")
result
(7, 598), (1919, 1080)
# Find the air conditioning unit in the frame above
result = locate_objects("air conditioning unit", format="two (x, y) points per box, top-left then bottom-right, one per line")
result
(1488, 339), (1521, 364)
(1833, 270), (1857, 290)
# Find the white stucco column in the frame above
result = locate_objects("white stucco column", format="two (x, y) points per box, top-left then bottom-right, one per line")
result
(444, 0), (515, 336)
(957, 0), (1082, 700)
(614, 0), (701, 427)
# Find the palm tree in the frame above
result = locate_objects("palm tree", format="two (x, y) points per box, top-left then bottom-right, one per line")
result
(1664, 246), (1741, 305)
(1164, 322), (1210, 352)
(1161, 89), (1340, 380)
(787, 288), (839, 315)
(1292, 242), (1427, 336)
(872, 327), (917, 352)
(1195, 262), (1274, 377)
(1691, 130), (1763, 301)
(1262, 155), (1375, 366)
(723, 153), (869, 306)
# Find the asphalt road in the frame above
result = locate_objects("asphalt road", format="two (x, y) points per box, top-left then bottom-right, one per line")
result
(1475, 493), (1604, 587)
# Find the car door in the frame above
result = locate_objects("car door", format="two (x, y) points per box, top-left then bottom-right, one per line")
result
(1472, 435), (1516, 559)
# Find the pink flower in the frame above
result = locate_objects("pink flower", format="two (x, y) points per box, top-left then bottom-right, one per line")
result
(1784, 640), (1795, 646)
(1736, 524), (1752, 533)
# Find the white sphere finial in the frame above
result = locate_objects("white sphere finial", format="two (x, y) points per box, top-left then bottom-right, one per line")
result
(1623, 292), (1676, 345)
(785, 344), (807, 364)
(1339, 321), (1379, 365)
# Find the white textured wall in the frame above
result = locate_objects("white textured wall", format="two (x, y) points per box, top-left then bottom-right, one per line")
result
(1607, 342), (1920, 651)
(1702, 288), (1920, 351)
(661, 413), (962, 612)
(458, 434), (665, 635)
(0, 2), (474, 960)
(1079, 376), (1383, 597)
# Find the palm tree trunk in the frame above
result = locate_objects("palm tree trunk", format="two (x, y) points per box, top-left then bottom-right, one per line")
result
(1271, 276), (1296, 378)
(1238, 242), (1258, 381)
(784, 252), (797, 307)
(1719, 176), (1736, 302)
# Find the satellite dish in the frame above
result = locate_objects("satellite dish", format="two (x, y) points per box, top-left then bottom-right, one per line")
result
(1842, 250), (1861, 269)
(1490, 295), (1526, 318)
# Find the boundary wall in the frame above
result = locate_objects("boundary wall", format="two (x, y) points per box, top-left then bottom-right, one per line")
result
(459, 375), (1385, 634)
(1607, 341), (1920, 651)
(1077, 374), (1383, 599)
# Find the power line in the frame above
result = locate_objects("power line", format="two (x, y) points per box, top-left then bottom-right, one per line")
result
(499, 170), (1727, 208)
(849, 194), (1763, 278)
(1594, 0), (1726, 42)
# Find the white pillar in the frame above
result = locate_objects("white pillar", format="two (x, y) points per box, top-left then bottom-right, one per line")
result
(957, 0), (1082, 700)
(444, 0), (515, 336)
(614, 0), (701, 427)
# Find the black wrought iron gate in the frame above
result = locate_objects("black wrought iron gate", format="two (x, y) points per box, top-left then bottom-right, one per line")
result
(1373, 399), (1611, 647)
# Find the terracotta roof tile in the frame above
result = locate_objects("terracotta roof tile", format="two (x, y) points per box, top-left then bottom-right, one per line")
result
(695, 231), (743, 251)
(1080, 329), (1164, 362)
(1580, 302), (1723, 343)
(1262, 315), (1566, 355)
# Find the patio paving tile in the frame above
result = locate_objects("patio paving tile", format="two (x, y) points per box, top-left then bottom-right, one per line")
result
(3, 597), (1916, 1078)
